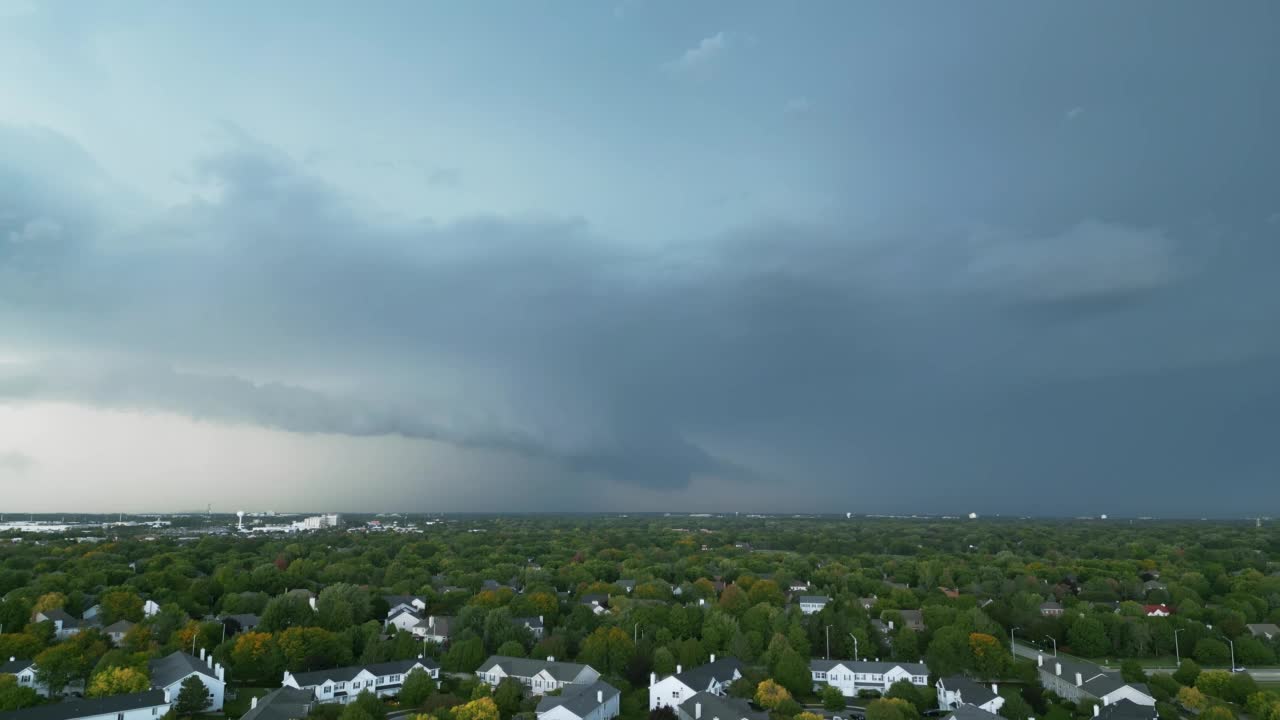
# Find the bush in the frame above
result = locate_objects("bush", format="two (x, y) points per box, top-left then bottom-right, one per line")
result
(1173, 660), (1201, 687)
(823, 686), (848, 711)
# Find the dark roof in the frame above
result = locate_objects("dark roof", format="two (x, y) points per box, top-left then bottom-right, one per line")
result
(221, 614), (261, 629)
(104, 620), (135, 633)
(0, 659), (34, 674)
(536, 681), (620, 718)
(384, 595), (426, 608)
(149, 652), (218, 688)
(900, 609), (925, 626)
(1096, 700), (1157, 720)
(239, 687), (315, 720)
(797, 595), (829, 604)
(677, 692), (767, 720)
(811, 659), (929, 676)
(939, 677), (998, 707)
(1039, 657), (1150, 701)
(36, 609), (79, 627)
(0, 690), (168, 720)
(579, 594), (609, 605)
(289, 659), (436, 688)
(669, 658), (743, 692)
(946, 705), (1001, 720)
(516, 616), (544, 630)
(477, 656), (593, 683)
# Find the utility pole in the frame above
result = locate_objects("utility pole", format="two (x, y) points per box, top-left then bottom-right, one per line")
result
(1010, 626), (1020, 658)
(825, 625), (831, 660)
(1174, 629), (1184, 666)
(848, 633), (859, 661)
(1045, 636), (1057, 657)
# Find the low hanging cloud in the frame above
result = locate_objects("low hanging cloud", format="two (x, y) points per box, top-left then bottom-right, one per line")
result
(664, 31), (752, 75)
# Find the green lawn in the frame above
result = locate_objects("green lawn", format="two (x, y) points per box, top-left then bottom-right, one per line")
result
(1257, 681), (1280, 696)
(224, 687), (274, 719)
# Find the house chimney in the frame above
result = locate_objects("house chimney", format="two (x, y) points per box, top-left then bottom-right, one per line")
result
(164, 689), (171, 704)
(710, 654), (716, 663)
(1075, 672), (1083, 687)
(1055, 662), (1062, 676)
(1037, 654), (1044, 667)
(888, 621), (895, 631)
(695, 703), (702, 719)
(7, 657), (12, 662)
(991, 684), (998, 695)
(677, 665), (683, 675)
(208, 655), (214, 668)
(539, 615), (544, 623)
(217, 666), (225, 682)
(548, 656), (555, 662)
(251, 697), (258, 709)
(1093, 706), (1099, 718)
(199, 647), (206, 661)
(597, 690), (603, 703)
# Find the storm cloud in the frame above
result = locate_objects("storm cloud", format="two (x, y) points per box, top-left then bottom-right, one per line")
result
(2, 1), (1279, 514)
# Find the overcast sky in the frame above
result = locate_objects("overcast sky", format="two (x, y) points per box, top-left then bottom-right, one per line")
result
(2, 1), (1279, 516)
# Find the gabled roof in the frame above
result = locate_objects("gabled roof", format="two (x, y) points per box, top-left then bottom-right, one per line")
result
(104, 620), (135, 634)
(388, 606), (422, 620)
(1096, 699), (1157, 720)
(667, 658), (743, 692)
(1040, 601), (1064, 609)
(1247, 623), (1280, 638)
(149, 651), (218, 689)
(289, 659), (436, 688)
(221, 613), (261, 629)
(811, 659), (929, 676)
(797, 595), (829, 604)
(579, 594), (609, 606)
(477, 656), (593, 683)
(516, 616), (544, 630)
(0, 658), (34, 675)
(35, 609), (79, 627)
(899, 609), (925, 627)
(946, 705), (1001, 720)
(0, 690), (168, 720)
(416, 615), (453, 636)
(939, 676), (998, 707)
(536, 681), (619, 718)
(677, 692), (767, 720)
(239, 687), (314, 720)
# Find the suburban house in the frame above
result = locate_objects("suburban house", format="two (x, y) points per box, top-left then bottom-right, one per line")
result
(937, 676), (1005, 714)
(34, 609), (86, 640)
(899, 610), (926, 632)
(476, 656), (600, 695)
(798, 596), (830, 615)
(616, 580), (637, 594)
(1, 658), (48, 697)
(283, 659), (439, 704)
(516, 616), (546, 639)
(240, 687), (315, 720)
(649, 656), (743, 710)
(943, 705), (1002, 720)
(536, 680), (621, 720)
(674, 692), (767, 720)
(143, 600), (161, 617)
(580, 595), (610, 615)
(1142, 605), (1173, 617)
(384, 596), (428, 617)
(810, 660), (929, 696)
(81, 604), (102, 621)
(220, 614), (262, 634)
(0, 689), (171, 720)
(413, 615), (453, 644)
(149, 650), (226, 712)
(1035, 654), (1155, 711)
(386, 607), (424, 634)
(1039, 602), (1065, 617)
(1141, 581), (1167, 594)
(859, 597), (878, 611)
(1096, 699), (1159, 720)
(1247, 623), (1280, 640)
(105, 620), (135, 644)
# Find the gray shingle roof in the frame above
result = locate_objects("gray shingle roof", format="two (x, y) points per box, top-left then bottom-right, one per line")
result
(0, 690), (168, 720)
(797, 596), (829, 604)
(239, 687), (315, 720)
(668, 658), (743, 692)
(811, 659), (929, 676)
(946, 705), (1001, 720)
(0, 659), (34, 675)
(536, 681), (619, 718)
(149, 651), (218, 689)
(288, 659), (436, 688)
(677, 692), (767, 720)
(477, 656), (593, 683)
(939, 676), (997, 707)
(104, 620), (135, 634)
(1096, 700), (1157, 720)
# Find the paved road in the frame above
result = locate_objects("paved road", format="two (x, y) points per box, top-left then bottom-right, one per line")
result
(1013, 640), (1280, 681)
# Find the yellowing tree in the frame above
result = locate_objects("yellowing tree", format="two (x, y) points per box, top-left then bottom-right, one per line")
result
(797, 713), (824, 720)
(88, 667), (150, 697)
(755, 679), (792, 710)
(31, 593), (67, 618)
(1178, 686), (1208, 712)
(453, 697), (499, 720)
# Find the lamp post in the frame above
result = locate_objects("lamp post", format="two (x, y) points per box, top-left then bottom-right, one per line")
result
(1227, 637), (1236, 671)
(1044, 636), (1057, 657)
(1174, 629), (1184, 667)
(849, 633), (859, 661)
(826, 625), (832, 660)
(1010, 626), (1020, 658)
(635, 623), (640, 644)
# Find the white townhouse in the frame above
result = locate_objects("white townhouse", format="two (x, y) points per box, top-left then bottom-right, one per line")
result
(1, 658), (49, 697)
(149, 650), (226, 712)
(537, 681), (621, 720)
(797, 596), (830, 615)
(810, 659), (930, 697)
(1035, 655), (1155, 711)
(516, 616), (546, 639)
(386, 607), (424, 634)
(937, 676), (1005, 714)
(0, 689), (171, 720)
(413, 615), (454, 644)
(33, 610), (86, 640)
(476, 656), (600, 695)
(284, 659), (439, 705)
(384, 596), (428, 617)
(649, 656), (743, 711)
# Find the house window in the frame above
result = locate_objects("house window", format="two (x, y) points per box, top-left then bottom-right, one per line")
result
(673, 692), (680, 698)
(323, 686), (332, 694)
(118, 714), (125, 720)
(153, 709), (159, 716)
(336, 682), (346, 689)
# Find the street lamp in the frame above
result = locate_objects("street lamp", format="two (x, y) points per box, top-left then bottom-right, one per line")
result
(1044, 636), (1057, 657)
(1206, 624), (1236, 671)
(1173, 629), (1184, 667)
(635, 623), (640, 644)
(849, 633), (859, 661)
(826, 625), (832, 660)
(1010, 627), (1020, 658)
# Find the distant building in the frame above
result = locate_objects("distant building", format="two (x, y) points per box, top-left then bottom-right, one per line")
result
(649, 656), (743, 711)
(0, 689), (171, 720)
(1035, 654), (1154, 711)
(1246, 623), (1280, 641)
(1039, 601), (1065, 617)
(810, 660), (929, 696)
(1, 658), (48, 697)
(797, 596), (830, 615)
(937, 676), (1004, 714)
(675, 692), (767, 720)
(537, 681), (621, 720)
(283, 659), (439, 704)
(149, 650), (226, 712)
(476, 656), (600, 695)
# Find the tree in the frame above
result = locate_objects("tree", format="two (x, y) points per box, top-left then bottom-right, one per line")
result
(1173, 660), (1201, 687)
(650, 708), (678, 720)
(492, 678), (523, 720)
(1067, 617), (1110, 658)
(579, 627), (634, 675)
(0, 676), (40, 712)
(755, 679), (792, 710)
(796, 713), (824, 720)
(259, 593), (315, 633)
(453, 697), (500, 720)
(1177, 686), (1207, 712)
(969, 633), (1007, 679)
(88, 666), (151, 697)
(35, 643), (88, 695)
(231, 631), (284, 683)
(444, 637), (487, 673)
(1195, 671), (1232, 700)
(653, 647), (676, 675)
(316, 584), (373, 631)
(99, 590), (145, 625)
(886, 680), (930, 714)
(1120, 660), (1147, 683)
(175, 675), (212, 717)
(1194, 639), (1231, 666)
(719, 585), (750, 615)
(399, 668), (438, 708)
(1200, 706), (1236, 720)
(774, 650), (811, 697)
(495, 640), (525, 658)
(866, 698), (918, 720)
(822, 685), (847, 711)
(344, 689), (387, 720)
(747, 581), (785, 607)
(31, 592), (66, 617)
(926, 627), (972, 677)
(998, 694), (1032, 720)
